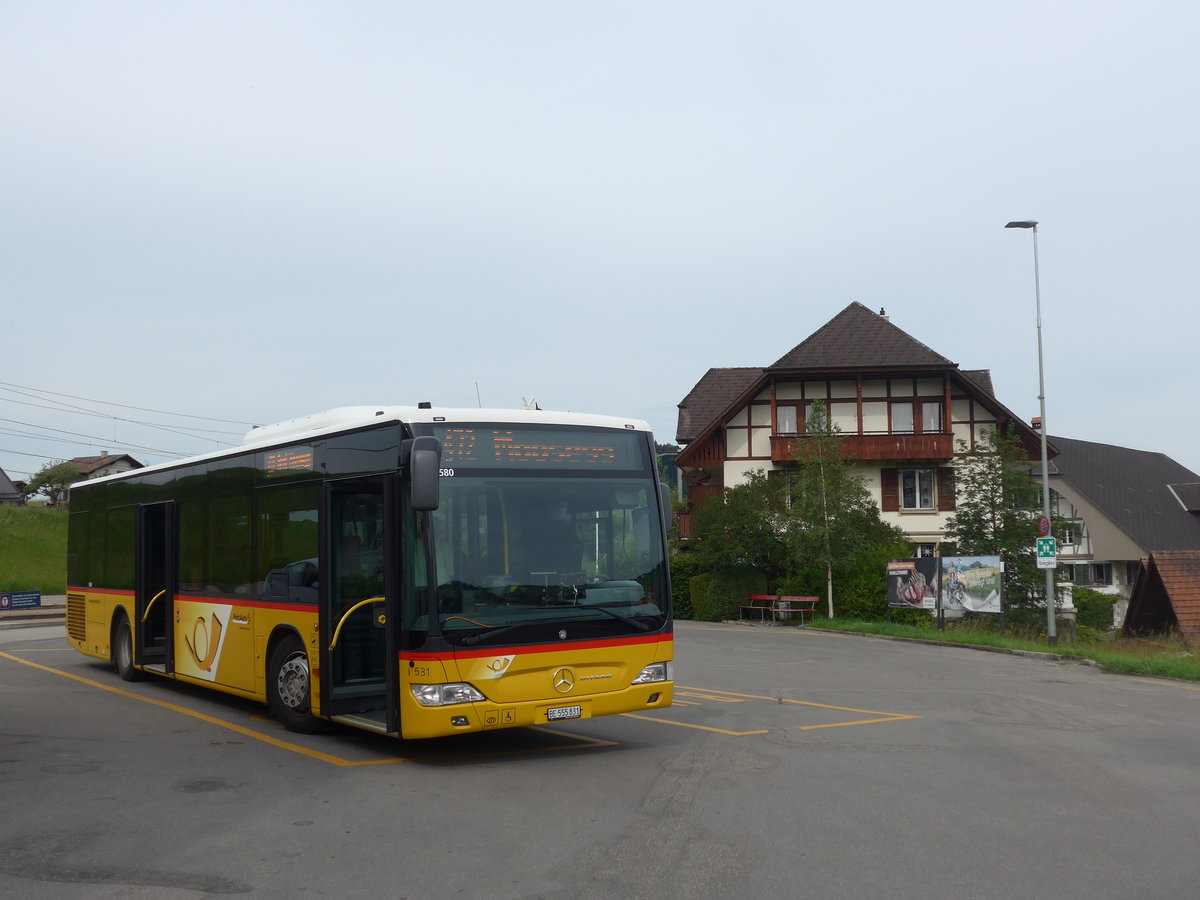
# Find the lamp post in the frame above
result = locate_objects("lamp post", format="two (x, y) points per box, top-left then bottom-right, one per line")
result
(1005, 220), (1057, 647)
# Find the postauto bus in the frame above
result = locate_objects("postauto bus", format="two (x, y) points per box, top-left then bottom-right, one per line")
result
(65, 406), (674, 739)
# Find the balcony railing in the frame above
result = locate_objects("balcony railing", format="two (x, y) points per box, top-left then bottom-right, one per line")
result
(771, 432), (953, 463)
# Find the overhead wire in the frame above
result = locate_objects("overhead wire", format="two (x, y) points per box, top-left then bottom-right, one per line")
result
(0, 380), (260, 426)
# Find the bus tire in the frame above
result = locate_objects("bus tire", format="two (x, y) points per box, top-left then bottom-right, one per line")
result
(268, 636), (322, 734)
(113, 613), (142, 682)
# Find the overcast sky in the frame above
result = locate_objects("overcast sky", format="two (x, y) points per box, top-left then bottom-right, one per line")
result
(3, 1), (1198, 484)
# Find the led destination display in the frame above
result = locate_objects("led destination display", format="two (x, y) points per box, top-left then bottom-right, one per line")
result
(434, 426), (644, 470)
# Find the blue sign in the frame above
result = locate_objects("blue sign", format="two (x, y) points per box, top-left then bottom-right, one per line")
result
(0, 591), (42, 610)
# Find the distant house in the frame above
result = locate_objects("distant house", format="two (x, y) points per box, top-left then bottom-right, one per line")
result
(0, 467), (22, 505)
(674, 302), (1044, 555)
(1046, 438), (1200, 624)
(67, 453), (145, 481)
(1123, 551), (1200, 647)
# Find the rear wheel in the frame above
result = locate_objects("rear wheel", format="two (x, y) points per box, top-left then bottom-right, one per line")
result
(268, 636), (322, 733)
(113, 614), (141, 682)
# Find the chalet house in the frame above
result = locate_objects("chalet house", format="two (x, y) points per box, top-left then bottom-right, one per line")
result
(1047, 439), (1200, 623)
(67, 453), (144, 481)
(674, 302), (1044, 555)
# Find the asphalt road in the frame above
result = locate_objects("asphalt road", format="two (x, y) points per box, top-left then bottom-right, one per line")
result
(2, 620), (1198, 899)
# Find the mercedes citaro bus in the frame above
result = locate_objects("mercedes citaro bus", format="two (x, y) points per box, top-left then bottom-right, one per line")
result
(65, 406), (674, 739)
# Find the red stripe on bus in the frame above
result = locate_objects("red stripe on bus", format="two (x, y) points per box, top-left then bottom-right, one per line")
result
(401, 632), (669, 662)
(67, 587), (315, 616)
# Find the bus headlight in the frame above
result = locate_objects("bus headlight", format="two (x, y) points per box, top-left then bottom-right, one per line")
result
(410, 683), (486, 707)
(631, 662), (673, 685)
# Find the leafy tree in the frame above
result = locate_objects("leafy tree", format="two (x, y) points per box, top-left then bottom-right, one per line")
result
(24, 461), (81, 507)
(944, 425), (1055, 611)
(689, 469), (789, 583)
(785, 402), (906, 618)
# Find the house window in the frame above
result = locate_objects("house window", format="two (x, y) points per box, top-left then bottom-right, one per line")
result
(913, 543), (936, 558)
(892, 402), (914, 433)
(776, 405), (799, 435)
(920, 402), (942, 433)
(901, 468), (935, 510)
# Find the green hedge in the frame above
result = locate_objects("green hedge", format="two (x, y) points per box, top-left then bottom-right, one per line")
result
(689, 573), (713, 620)
(692, 565), (767, 622)
(1073, 587), (1117, 631)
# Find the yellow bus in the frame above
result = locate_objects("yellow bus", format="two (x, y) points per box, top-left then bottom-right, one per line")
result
(66, 406), (674, 739)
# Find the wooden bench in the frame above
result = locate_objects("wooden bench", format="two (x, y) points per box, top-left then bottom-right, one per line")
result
(738, 595), (819, 625)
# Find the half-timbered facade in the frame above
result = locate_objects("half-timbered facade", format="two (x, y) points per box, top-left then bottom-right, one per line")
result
(674, 302), (1044, 552)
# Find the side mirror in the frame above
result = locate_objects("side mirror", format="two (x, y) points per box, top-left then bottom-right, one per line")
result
(409, 436), (442, 511)
(658, 482), (672, 535)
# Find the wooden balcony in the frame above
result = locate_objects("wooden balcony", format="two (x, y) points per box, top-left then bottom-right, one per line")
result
(771, 432), (954, 463)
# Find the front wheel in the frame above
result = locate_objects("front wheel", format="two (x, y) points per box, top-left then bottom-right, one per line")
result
(268, 636), (322, 733)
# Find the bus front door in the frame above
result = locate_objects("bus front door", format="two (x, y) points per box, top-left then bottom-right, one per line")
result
(135, 501), (176, 674)
(321, 477), (397, 733)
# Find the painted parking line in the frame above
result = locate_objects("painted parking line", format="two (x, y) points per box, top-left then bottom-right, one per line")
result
(0, 650), (614, 766)
(621, 684), (921, 736)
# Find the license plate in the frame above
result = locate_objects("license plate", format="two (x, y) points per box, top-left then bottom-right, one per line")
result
(546, 705), (582, 721)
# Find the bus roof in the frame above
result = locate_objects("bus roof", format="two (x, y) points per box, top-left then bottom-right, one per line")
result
(71, 406), (654, 488)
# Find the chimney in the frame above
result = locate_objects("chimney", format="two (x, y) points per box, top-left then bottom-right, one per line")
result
(878, 307), (889, 321)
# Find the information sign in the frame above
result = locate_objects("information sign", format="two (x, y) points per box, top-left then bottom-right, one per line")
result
(1035, 537), (1057, 569)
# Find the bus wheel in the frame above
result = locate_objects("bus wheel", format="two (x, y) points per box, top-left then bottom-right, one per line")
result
(268, 637), (322, 733)
(113, 614), (142, 682)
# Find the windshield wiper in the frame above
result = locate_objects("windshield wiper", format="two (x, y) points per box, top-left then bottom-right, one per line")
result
(563, 603), (653, 632)
(458, 623), (529, 647)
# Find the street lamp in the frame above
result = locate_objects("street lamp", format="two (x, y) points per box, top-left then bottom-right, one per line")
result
(1005, 220), (1057, 647)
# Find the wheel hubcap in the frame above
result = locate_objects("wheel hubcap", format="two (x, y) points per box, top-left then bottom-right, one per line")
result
(277, 652), (310, 711)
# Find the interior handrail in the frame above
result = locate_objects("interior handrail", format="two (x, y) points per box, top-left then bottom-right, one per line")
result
(328, 596), (385, 651)
(141, 589), (167, 623)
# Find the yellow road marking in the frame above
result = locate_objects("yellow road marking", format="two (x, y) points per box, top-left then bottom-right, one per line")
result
(0, 651), (614, 766)
(677, 690), (746, 703)
(624, 684), (921, 735)
(679, 685), (920, 720)
(620, 713), (769, 736)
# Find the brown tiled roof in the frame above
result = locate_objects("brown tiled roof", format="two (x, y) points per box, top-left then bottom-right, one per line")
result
(769, 302), (954, 371)
(960, 369), (995, 397)
(1126, 550), (1200, 646)
(675, 367), (762, 444)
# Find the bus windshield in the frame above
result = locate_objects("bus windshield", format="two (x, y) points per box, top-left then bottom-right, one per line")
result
(422, 473), (669, 647)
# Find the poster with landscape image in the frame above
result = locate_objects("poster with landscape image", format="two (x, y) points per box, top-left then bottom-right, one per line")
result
(940, 556), (1002, 613)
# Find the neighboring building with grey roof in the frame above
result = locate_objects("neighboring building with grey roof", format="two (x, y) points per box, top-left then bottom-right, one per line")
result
(66, 453), (144, 481)
(0, 467), (22, 505)
(674, 302), (1044, 551)
(1046, 436), (1200, 623)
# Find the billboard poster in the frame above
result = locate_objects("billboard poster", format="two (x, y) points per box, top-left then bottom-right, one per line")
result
(940, 556), (1002, 613)
(887, 558), (939, 609)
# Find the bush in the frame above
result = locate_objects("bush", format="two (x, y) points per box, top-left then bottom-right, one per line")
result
(1074, 587), (1117, 632)
(696, 566), (767, 622)
(689, 573), (714, 620)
